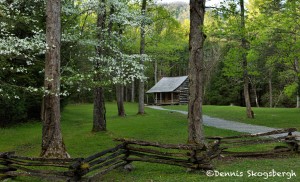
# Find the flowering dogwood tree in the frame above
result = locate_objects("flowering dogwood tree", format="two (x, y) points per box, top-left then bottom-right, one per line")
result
(0, 0), (149, 158)
(0, 0), (46, 126)
(58, 0), (150, 131)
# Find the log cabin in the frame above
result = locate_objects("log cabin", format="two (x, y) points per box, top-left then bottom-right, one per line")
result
(146, 76), (188, 105)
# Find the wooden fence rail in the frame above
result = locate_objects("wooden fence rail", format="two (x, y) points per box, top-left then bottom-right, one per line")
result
(1, 128), (299, 181)
(115, 138), (215, 170)
(207, 128), (300, 158)
(0, 152), (80, 180)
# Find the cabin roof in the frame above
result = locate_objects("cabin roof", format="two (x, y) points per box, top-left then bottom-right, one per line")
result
(146, 76), (188, 93)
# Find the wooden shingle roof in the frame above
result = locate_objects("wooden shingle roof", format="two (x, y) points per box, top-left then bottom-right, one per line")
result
(146, 76), (188, 93)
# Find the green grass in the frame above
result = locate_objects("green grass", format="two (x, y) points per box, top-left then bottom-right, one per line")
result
(164, 105), (300, 130)
(1, 103), (300, 181)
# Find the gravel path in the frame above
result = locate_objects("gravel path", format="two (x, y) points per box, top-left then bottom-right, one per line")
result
(147, 106), (300, 139)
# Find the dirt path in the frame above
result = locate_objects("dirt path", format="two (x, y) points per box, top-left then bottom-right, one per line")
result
(147, 106), (300, 139)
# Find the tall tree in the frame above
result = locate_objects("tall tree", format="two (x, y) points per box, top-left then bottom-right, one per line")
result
(240, 0), (254, 118)
(41, 0), (69, 158)
(188, 0), (206, 144)
(115, 5), (126, 117)
(138, 0), (147, 115)
(247, 0), (283, 108)
(93, 0), (107, 132)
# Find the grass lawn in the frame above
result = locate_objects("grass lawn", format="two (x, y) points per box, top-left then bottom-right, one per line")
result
(164, 105), (300, 130)
(0, 103), (299, 181)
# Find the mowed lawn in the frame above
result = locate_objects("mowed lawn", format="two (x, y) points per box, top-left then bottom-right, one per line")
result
(0, 103), (299, 182)
(164, 105), (300, 131)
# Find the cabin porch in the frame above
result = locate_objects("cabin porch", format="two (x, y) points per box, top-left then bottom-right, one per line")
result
(154, 92), (180, 105)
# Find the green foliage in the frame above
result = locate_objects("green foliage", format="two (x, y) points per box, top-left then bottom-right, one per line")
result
(284, 83), (298, 97)
(0, 0), (45, 126)
(204, 0), (300, 107)
(0, 94), (26, 127)
(223, 47), (244, 78)
(123, 2), (189, 80)
(205, 61), (242, 105)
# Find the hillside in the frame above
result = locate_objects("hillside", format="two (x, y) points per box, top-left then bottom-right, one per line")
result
(160, 2), (189, 22)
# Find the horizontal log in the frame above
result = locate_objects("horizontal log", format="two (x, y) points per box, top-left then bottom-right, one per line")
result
(220, 135), (299, 146)
(126, 146), (187, 158)
(222, 148), (291, 157)
(207, 128), (297, 140)
(126, 157), (191, 168)
(220, 138), (280, 145)
(5, 158), (70, 168)
(221, 139), (284, 148)
(4, 171), (71, 181)
(8, 164), (74, 177)
(129, 151), (190, 164)
(221, 140), (298, 150)
(127, 156), (213, 170)
(115, 138), (205, 150)
(9, 155), (81, 163)
(70, 143), (125, 169)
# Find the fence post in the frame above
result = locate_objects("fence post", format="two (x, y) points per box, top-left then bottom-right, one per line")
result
(285, 132), (299, 152)
(187, 145), (213, 171)
(69, 158), (86, 182)
(123, 142), (133, 172)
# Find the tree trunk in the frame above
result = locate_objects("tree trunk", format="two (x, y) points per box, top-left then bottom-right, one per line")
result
(131, 81), (135, 103)
(296, 77), (300, 108)
(116, 84), (125, 117)
(154, 60), (158, 84)
(240, 0), (254, 118)
(188, 0), (206, 144)
(93, 0), (107, 131)
(297, 94), (300, 108)
(93, 87), (106, 131)
(41, 0), (69, 158)
(125, 85), (128, 102)
(253, 84), (260, 108)
(138, 0), (147, 115)
(295, 60), (299, 108)
(269, 71), (273, 108)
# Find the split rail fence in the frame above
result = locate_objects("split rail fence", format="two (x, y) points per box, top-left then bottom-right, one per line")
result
(0, 128), (299, 181)
(207, 128), (300, 158)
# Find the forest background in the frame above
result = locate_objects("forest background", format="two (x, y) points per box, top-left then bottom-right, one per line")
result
(0, 0), (299, 127)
